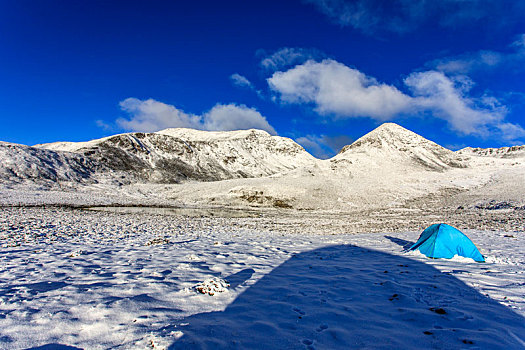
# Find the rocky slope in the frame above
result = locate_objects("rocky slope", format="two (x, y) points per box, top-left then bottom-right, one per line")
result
(0, 142), (103, 186)
(3, 129), (314, 187)
(457, 145), (525, 158)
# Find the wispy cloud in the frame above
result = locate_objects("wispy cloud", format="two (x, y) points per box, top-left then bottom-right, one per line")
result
(304, 0), (525, 35)
(95, 119), (114, 132)
(268, 59), (524, 140)
(229, 73), (265, 99)
(230, 73), (255, 89)
(259, 47), (326, 72)
(404, 71), (509, 136)
(115, 98), (276, 135)
(427, 34), (525, 74)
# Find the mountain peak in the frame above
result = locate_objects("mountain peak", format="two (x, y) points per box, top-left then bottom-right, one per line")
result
(339, 123), (424, 153)
(336, 123), (466, 171)
(373, 122), (410, 133)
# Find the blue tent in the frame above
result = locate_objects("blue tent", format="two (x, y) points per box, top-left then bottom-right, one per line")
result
(409, 223), (485, 262)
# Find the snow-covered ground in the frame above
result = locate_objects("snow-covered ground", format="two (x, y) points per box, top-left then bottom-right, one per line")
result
(1, 124), (524, 348)
(0, 207), (523, 349)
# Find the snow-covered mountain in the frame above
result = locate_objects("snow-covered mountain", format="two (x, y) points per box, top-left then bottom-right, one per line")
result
(335, 123), (466, 171)
(157, 124), (481, 211)
(4, 129), (314, 186)
(2, 123), (524, 211)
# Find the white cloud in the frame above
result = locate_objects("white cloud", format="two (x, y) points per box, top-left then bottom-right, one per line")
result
(304, 0), (525, 34)
(95, 119), (114, 131)
(268, 59), (524, 140)
(404, 71), (506, 136)
(495, 122), (525, 141)
(512, 34), (525, 49)
(427, 34), (525, 74)
(116, 98), (276, 135)
(117, 98), (202, 132)
(230, 73), (265, 99)
(230, 73), (254, 89)
(268, 59), (412, 120)
(202, 104), (277, 135)
(259, 47), (325, 71)
(430, 51), (503, 74)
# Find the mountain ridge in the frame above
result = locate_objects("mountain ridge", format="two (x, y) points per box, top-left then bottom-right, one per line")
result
(10, 128), (315, 186)
(2, 123), (524, 211)
(457, 145), (525, 158)
(1, 123), (521, 189)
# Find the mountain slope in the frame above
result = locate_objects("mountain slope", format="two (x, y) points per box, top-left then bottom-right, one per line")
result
(164, 124), (479, 211)
(35, 128), (315, 183)
(0, 142), (102, 186)
(334, 123), (466, 171)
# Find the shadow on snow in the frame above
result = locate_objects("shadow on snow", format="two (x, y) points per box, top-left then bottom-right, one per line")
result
(384, 235), (414, 250)
(168, 244), (524, 349)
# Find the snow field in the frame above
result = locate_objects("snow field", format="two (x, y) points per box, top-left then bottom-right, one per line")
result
(0, 207), (523, 349)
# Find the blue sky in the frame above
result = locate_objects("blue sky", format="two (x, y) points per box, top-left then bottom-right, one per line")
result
(1, 0), (525, 158)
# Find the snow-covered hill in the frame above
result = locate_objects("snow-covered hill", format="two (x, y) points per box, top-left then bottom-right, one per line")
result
(156, 124), (478, 211)
(336, 123), (466, 171)
(35, 129), (314, 184)
(1, 126), (523, 349)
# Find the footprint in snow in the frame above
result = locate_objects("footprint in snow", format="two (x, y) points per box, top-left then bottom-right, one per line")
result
(389, 293), (400, 301)
(429, 307), (447, 315)
(316, 324), (328, 332)
(293, 307), (305, 315)
(302, 339), (315, 349)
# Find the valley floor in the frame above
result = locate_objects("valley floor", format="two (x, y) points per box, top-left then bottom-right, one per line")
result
(0, 207), (523, 349)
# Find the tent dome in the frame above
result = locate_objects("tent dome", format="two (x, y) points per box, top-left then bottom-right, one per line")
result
(409, 224), (485, 262)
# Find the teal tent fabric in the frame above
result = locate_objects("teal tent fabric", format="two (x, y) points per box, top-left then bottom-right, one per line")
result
(409, 224), (485, 262)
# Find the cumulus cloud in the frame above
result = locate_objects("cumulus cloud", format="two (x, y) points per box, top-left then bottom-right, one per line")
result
(259, 47), (326, 72)
(116, 98), (276, 135)
(304, 0), (525, 34)
(230, 73), (254, 89)
(296, 134), (354, 159)
(404, 71), (507, 136)
(202, 104), (276, 134)
(427, 34), (525, 74)
(117, 98), (202, 132)
(268, 59), (524, 140)
(268, 59), (411, 120)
